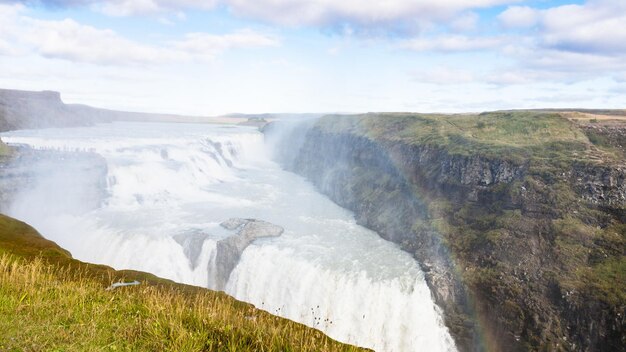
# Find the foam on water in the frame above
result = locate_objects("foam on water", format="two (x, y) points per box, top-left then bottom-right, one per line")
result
(1, 122), (457, 352)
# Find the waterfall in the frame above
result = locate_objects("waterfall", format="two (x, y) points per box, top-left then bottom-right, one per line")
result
(1, 121), (457, 352)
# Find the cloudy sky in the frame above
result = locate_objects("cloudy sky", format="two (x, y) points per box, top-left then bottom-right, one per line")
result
(0, 0), (624, 115)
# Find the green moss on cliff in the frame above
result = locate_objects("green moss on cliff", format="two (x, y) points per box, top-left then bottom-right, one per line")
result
(582, 257), (625, 305)
(564, 223), (626, 305)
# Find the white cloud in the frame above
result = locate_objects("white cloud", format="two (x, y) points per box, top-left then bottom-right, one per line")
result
(97, 0), (161, 16)
(0, 4), (28, 56)
(529, 93), (597, 104)
(412, 67), (475, 84)
(541, 1), (626, 54)
(450, 12), (479, 32)
(226, 0), (519, 30)
(10, 0), (522, 33)
(0, 4), (279, 65)
(488, 0), (626, 86)
(483, 51), (626, 86)
(24, 18), (180, 64)
(173, 30), (279, 59)
(95, 0), (217, 17)
(526, 49), (626, 73)
(485, 71), (534, 85)
(497, 6), (538, 28)
(400, 35), (504, 52)
(614, 72), (626, 83)
(499, 0), (626, 54)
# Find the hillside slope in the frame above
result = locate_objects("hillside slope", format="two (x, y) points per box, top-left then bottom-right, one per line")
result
(266, 111), (625, 351)
(0, 213), (365, 351)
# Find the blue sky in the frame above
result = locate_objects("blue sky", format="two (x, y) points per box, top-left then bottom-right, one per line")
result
(0, 0), (624, 115)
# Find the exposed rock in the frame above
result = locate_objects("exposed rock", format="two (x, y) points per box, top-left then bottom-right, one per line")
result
(580, 122), (626, 154)
(214, 218), (283, 290)
(571, 164), (626, 211)
(173, 231), (210, 269)
(172, 219), (286, 290)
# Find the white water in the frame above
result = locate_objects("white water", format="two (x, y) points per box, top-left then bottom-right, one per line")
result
(1, 122), (456, 352)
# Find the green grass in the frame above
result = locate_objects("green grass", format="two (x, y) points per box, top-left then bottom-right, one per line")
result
(0, 214), (366, 352)
(0, 139), (11, 157)
(580, 257), (626, 305)
(570, 224), (626, 305)
(316, 111), (611, 167)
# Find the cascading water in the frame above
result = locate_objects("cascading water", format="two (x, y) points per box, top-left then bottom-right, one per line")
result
(1, 121), (457, 352)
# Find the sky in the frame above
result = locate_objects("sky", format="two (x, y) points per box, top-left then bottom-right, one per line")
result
(0, 0), (625, 115)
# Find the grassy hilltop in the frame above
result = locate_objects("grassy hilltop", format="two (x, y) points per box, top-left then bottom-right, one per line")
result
(317, 111), (625, 165)
(0, 214), (365, 352)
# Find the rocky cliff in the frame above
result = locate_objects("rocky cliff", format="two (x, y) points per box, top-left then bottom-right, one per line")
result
(265, 112), (625, 352)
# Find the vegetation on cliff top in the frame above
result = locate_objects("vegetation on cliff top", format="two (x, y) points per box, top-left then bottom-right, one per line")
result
(0, 214), (364, 352)
(316, 111), (622, 166)
(0, 139), (10, 157)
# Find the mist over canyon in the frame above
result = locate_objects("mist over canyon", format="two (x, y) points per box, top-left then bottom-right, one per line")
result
(0, 89), (624, 352)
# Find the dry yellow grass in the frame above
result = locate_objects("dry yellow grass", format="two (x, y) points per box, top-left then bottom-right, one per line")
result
(560, 111), (626, 122)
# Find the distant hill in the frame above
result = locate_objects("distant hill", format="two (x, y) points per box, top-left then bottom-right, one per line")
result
(221, 112), (324, 120)
(0, 88), (247, 132)
(0, 89), (105, 131)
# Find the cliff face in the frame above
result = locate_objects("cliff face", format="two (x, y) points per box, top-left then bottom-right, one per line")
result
(265, 112), (625, 352)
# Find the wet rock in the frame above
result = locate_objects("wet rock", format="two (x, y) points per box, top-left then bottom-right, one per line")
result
(173, 218), (283, 290)
(173, 231), (210, 269)
(214, 218), (283, 290)
(571, 164), (626, 210)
